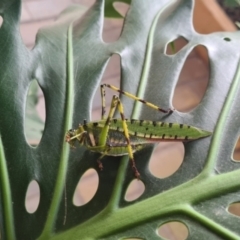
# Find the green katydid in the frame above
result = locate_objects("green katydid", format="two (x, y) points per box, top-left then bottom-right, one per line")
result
(66, 84), (211, 178)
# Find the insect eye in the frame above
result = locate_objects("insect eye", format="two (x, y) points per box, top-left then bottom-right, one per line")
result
(69, 129), (76, 135)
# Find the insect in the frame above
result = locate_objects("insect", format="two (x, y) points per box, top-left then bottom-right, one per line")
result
(66, 84), (212, 178)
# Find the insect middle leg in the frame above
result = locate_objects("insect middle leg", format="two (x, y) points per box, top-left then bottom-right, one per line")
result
(96, 145), (112, 170)
(101, 84), (174, 114)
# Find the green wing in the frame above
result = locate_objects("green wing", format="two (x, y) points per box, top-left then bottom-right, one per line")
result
(97, 119), (211, 141)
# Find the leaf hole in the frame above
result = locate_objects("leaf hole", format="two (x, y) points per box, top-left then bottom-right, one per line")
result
(165, 37), (189, 55)
(233, 136), (240, 161)
(0, 16), (3, 28)
(113, 2), (130, 18)
(102, 2), (130, 42)
(71, 0), (96, 6)
(173, 45), (210, 112)
(92, 54), (121, 121)
(228, 202), (240, 217)
(158, 221), (188, 240)
(20, 2), (66, 49)
(73, 168), (99, 206)
(223, 37), (231, 42)
(25, 80), (45, 147)
(149, 142), (184, 178)
(192, 0), (225, 34)
(124, 179), (145, 202)
(25, 180), (40, 214)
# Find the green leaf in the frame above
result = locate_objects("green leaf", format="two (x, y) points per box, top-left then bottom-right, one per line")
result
(1, 0), (240, 239)
(223, 0), (240, 7)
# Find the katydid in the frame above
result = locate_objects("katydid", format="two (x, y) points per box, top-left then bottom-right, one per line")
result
(66, 84), (211, 178)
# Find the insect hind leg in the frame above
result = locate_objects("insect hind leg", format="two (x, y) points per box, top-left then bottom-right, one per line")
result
(101, 84), (174, 114)
(115, 96), (140, 179)
(100, 84), (106, 119)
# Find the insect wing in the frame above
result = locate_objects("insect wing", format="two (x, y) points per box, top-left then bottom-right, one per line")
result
(100, 119), (211, 141)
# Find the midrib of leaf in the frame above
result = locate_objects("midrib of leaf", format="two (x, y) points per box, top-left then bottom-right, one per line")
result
(52, 168), (240, 239)
(0, 136), (16, 240)
(38, 24), (74, 239)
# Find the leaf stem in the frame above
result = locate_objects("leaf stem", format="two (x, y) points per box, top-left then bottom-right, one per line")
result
(38, 24), (74, 239)
(0, 136), (16, 240)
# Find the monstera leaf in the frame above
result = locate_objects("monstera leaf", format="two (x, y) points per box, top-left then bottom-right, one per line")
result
(1, 0), (240, 239)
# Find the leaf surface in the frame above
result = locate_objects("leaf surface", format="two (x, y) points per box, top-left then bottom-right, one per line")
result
(0, 0), (240, 239)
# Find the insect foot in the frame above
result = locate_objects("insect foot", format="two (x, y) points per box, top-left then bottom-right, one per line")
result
(65, 132), (71, 143)
(168, 108), (175, 114)
(97, 159), (104, 171)
(133, 167), (140, 180)
(131, 161), (140, 179)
